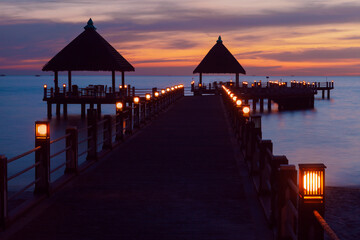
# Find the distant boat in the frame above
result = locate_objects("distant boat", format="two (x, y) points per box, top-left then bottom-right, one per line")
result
(0, 74), (6, 77)
(35, 74), (41, 77)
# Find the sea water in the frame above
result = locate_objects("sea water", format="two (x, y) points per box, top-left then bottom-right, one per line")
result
(0, 75), (359, 189)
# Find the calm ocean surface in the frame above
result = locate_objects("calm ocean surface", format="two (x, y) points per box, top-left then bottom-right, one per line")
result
(0, 75), (359, 188)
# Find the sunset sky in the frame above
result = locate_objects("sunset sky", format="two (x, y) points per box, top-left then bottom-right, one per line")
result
(1, 0), (360, 76)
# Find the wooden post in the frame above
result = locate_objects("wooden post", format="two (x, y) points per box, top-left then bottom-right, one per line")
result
(34, 121), (50, 195)
(252, 99), (257, 111)
(134, 103), (140, 128)
(259, 140), (272, 195)
(65, 127), (78, 174)
(199, 73), (202, 85)
(116, 108), (124, 141)
(260, 98), (264, 112)
(268, 99), (272, 112)
(56, 104), (60, 119)
(68, 71), (72, 92)
(277, 165), (297, 239)
(121, 71), (125, 88)
(327, 89), (330, 99)
(235, 73), (239, 88)
(54, 71), (59, 94)
(0, 155), (7, 228)
(112, 71), (115, 94)
(97, 104), (101, 119)
(86, 109), (98, 161)
(102, 115), (113, 150)
(322, 90), (325, 99)
(47, 102), (52, 119)
(63, 104), (67, 119)
(81, 104), (86, 119)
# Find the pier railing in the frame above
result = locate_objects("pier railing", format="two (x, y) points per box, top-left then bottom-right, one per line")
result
(0, 85), (184, 229)
(221, 85), (339, 240)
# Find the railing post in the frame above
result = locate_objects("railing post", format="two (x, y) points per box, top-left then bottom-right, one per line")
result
(259, 140), (273, 195)
(115, 103), (124, 141)
(34, 121), (50, 195)
(102, 115), (112, 150)
(277, 165), (297, 240)
(0, 155), (8, 228)
(134, 102), (140, 128)
(86, 109), (98, 161)
(65, 127), (78, 174)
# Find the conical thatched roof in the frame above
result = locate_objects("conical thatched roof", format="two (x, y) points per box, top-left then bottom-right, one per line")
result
(193, 36), (245, 74)
(42, 19), (134, 72)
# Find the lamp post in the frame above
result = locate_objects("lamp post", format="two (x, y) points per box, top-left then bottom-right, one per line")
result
(115, 101), (124, 141)
(298, 163), (326, 240)
(133, 96), (140, 128)
(34, 121), (50, 195)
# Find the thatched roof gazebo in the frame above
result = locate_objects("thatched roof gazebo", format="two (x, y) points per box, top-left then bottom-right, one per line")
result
(42, 18), (134, 93)
(193, 36), (245, 87)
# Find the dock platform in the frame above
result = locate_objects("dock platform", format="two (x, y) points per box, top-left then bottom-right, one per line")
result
(3, 95), (272, 240)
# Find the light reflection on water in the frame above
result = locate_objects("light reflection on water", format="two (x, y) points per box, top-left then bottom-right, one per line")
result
(0, 75), (359, 188)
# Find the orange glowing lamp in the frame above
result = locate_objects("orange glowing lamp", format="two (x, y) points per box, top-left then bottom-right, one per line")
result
(230, 93), (234, 98)
(236, 99), (242, 107)
(43, 84), (47, 88)
(63, 84), (66, 88)
(133, 96), (140, 104)
(171, 87), (174, 91)
(242, 105), (250, 118)
(154, 92), (159, 97)
(232, 96), (237, 102)
(175, 86), (178, 89)
(35, 121), (49, 140)
(116, 102), (123, 111)
(166, 88), (170, 92)
(145, 93), (151, 101)
(299, 164), (326, 202)
(161, 89), (166, 94)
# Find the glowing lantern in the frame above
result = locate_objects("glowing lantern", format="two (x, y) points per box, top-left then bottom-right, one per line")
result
(166, 88), (170, 92)
(171, 87), (174, 91)
(175, 86), (178, 89)
(154, 92), (159, 97)
(242, 105), (250, 118)
(43, 84), (47, 88)
(230, 93), (234, 98)
(299, 164), (326, 202)
(232, 96), (237, 102)
(236, 99), (242, 107)
(35, 121), (49, 140)
(63, 84), (66, 88)
(133, 96), (140, 104)
(116, 102), (123, 111)
(145, 93), (151, 101)
(161, 89), (166, 94)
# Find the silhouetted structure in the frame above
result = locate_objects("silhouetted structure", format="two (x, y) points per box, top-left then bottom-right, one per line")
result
(42, 18), (134, 93)
(193, 36), (246, 87)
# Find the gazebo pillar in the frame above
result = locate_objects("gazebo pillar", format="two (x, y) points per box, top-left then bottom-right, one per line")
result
(54, 71), (59, 94)
(68, 71), (72, 92)
(121, 71), (125, 88)
(112, 71), (115, 94)
(199, 73), (203, 85)
(236, 73), (239, 88)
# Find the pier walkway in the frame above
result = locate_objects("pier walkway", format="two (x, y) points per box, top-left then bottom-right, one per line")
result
(4, 95), (272, 240)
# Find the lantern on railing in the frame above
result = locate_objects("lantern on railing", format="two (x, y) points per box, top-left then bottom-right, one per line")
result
(298, 163), (326, 240)
(145, 93), (151, 101)
(116, 101), (123, 112)
(35, 121), (50, 140)
(161, 89), (166, 95)
(154, 91), (159, 98)
(242, 105), (250, 118)
(236, 99), (242, 108)
(166, 88), (170, 92)
(171, 87), (174, 91)
(299, 164), (326, 202)
(133, 96), (140, 104)
(232, 96), (237, 102)
(44, 84), (47, 89)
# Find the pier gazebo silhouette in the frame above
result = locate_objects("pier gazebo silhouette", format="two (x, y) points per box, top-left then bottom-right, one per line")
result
(42, 18), (134, 93)
(193, 36), (246, 87)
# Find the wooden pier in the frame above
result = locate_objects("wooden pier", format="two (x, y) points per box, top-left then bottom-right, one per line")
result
(191, 80), (334, 111)
(0, 85), (339, 239)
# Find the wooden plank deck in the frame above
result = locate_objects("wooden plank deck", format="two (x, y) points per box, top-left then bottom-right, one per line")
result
(3, 95), (272, 240)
